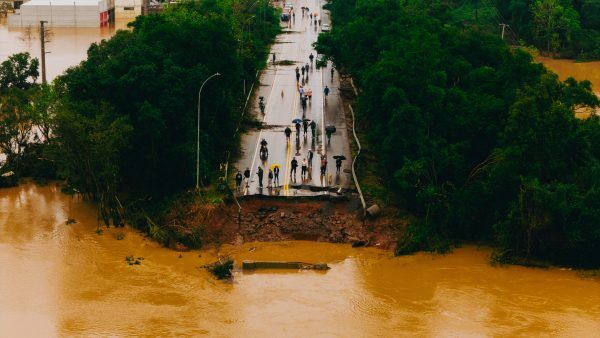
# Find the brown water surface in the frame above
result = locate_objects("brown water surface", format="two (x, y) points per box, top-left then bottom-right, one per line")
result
(0, 19), (130, 80)
(1, 183), (599, 336)
(538, 57), (600, 118)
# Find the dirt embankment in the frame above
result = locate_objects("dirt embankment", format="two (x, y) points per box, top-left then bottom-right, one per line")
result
(174, 195), (406, 250)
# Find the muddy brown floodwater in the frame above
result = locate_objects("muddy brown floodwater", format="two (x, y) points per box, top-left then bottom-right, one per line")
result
(537, 57), (600, 119)
(0, 19), (130, 80)
(1, 182), (599, 336)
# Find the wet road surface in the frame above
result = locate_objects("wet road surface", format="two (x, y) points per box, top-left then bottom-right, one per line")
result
(236, 0), (353, 196)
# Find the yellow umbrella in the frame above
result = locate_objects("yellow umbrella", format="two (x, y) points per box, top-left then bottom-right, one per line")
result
(270, 163), (281, 170)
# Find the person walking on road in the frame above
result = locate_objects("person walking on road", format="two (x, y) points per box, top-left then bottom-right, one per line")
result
(301, 158), (308, 179)
(268, 169), (273, 188)
(284, 126), (292, 142)
(296, 71), (300, 82)
(301, 66), (305, 76)
(308, 149), (314, 166)
(309, 53), (314, 64)
(302, 119), (308, 136)
(295, 121), (301, 136)
(274, 166), (280, 186)
(336, 158), (343, 173)
(291, 157), (298, 180)
(272, 53), (276, 64)
(244, 167), (251, 187)
(326, 128), (333, 144)
(235, 171), (243, 191)
(324, 85), (330, 98)
(310, 121), (316, 138)
(257, 166), (264, 188)
(331, 67), (334, 79)
(320, 156), (327, 176)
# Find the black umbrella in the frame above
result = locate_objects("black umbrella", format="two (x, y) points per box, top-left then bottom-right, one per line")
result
(292, 118), (302, 124)
(333, 155), (346, 160)
(303, 118), (311, 122)
(325, 125), (336, 133)
(260, 139), (268, 146)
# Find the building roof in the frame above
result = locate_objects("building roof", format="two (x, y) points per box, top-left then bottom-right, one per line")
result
(22, 0), (103, 6)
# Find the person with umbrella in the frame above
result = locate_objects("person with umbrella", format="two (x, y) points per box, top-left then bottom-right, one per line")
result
(235, 171), (243, 191)
(302, 119), (309, 136)
(295, 121), (301, 135)
(291, 157), (298, 180)
(257, 166), (264, 188)
(325, 125), (336, 144)
(284, 126), (292, 141)
(301, 158), (308, 179)
(244, 167), (251, 187)
(334, 155), (346, 173)
(310, 121), (317, 138)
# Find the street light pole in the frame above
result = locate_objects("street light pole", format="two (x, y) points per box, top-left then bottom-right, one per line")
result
(40, 20), (48, 84)
(196, 72), (221, 191)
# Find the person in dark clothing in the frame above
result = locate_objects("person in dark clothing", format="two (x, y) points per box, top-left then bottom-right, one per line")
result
(257, 166), (264, 188)
(244, 167), (250, 187)
(336, 158), (342, 173)
(302, 120), (308, 136)
(295, 121), (301, 135)
(268, 169), (274, 188)
(235, 171), (243, 191)
(309, 53), (314, 64)
(273, 166), (280, 186)
(296, 72), (300, 82)
(310, 121), (316, 138)
(301, 66), (305, 76)
(284, 126), (292, 141)
(272, 53), (276, 64)
(326, 129), (333, 144)
(308, 149), (314, 166)
(324, 85), (330, 97)
(290, 157), (298, 179)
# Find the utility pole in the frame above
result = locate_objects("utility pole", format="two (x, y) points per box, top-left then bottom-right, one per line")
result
(40, 20), (47, 84)
(499, 23), (509, 41)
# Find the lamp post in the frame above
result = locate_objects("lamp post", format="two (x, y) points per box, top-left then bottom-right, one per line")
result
(196, 72), (221, 191)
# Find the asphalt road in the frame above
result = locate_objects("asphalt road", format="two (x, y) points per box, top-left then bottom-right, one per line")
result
(235, 0), (352, 196)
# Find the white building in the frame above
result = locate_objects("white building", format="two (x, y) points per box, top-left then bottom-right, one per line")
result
(8, 0), (114, 27)
(114, 0), (140, 19)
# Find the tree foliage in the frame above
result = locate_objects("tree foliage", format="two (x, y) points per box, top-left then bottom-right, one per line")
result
(47, 0), (279, 226)
(317, 0), (600, 267)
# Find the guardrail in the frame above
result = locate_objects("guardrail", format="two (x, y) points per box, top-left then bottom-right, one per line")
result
(348, 104), (366, 212)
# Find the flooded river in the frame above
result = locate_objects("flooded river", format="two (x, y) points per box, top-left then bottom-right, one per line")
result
(1, 183), (599, 336)
(0, 19), (129, 80)
(538, 57), (600, 118)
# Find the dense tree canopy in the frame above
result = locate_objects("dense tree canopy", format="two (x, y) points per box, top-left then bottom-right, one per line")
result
(317, 0), (600, 267)
(45, 0), (279, 225)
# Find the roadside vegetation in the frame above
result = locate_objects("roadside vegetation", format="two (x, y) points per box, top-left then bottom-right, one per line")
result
(317, 0), (600, 267)
(0, 0), (279, 247)
(441, 0), (600, 60)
